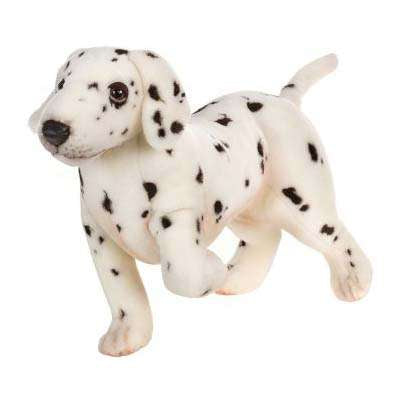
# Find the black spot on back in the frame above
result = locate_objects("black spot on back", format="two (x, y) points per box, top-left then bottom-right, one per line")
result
(111, 268), (119, 276)
(166, 149), (173, 156)
(98, 236), (104, 244)
(158, 128), (166, 137)
(88, 82), (98, 90)
(141, 210), (149, 218)
(146, 51), (158, 58)
(257, 141), (264, 157)
(245, 178), (250, 187)
(283, 83), (295, 89)
(247, 102), (263, 112)
(116, 224), (122, 232)
(282, 187), (302, 205)
(115, 48), (128, 55)
(239, 240), (246, 247)
(308, 143), (319, 162)
(214, 143), (225, 153)
(58, 79), (65, 90)
(143, 182), (157, 201)
(215, 115), (232, 126)
(102, 191), (113, 214)
(111, 57), (118, 62)
(153, 110), (162, 125)
(193, 101), (218, 114)
(299, 204), (310, 212)
(148, 84), (161, 101)
(119, 309), (126, 319)
(78, 51), (85, 57)
(170, 121), (183, 134)
(173, 81), (180, 96)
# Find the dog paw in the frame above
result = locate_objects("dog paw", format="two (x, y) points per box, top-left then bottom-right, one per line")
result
(98, 319), (152, 357)
(331, 268), (371, 302)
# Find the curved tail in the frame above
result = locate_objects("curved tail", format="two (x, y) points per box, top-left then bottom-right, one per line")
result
(280, 53), (338, 106)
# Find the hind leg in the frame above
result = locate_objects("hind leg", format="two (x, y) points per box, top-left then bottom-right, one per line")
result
(216, 217), (281, 295)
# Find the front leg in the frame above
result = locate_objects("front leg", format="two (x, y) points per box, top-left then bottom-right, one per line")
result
(150, 209), (228, 298)
(82, 203), (152, 357)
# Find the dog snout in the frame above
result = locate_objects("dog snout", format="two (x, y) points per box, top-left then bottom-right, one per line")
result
(42, 120), (71, 146)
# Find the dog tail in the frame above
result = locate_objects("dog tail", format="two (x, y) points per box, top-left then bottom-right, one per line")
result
(280, 53), (338, 107)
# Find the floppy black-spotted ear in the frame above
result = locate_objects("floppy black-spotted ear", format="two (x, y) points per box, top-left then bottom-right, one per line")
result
(129, 50), (190, 150)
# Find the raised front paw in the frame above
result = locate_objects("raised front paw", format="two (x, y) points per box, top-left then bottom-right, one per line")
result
(98, 318), (152, 357)
(162, 250), (228, 298)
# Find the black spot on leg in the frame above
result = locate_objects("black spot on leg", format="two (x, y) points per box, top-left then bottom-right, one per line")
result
(350, 261), (355, 268)
(347, 249), (352, 256)
(283, 83), (295, 89)
(119, 309), (126, 320)
(282, 187), (302, 205)
(111, 57), (118, 62)
(88, 82), (98, 90)
(78, 51), (85, 57)
(111, 268), (119, 276)
(115, 48), (128, 55)
(121, 128), (128, 135)
(299, 204), (310, 212)
(79, 169), (84, 193)
(116, 224), (122, 232)
(98, 236), (104, 244)
(166, 262), (171, 271)
(146, 51), (158, 58)
(227, 264), (234, 271)
(84, 225), (91, 236)
(143, 182), (157, 201)
(158, 128), (166, 138)
(161, 216), (172, 229)
(173, 81), (180, 96)
(239, 240), (247, 247)
(102, 105), (107, 113)
(320, 224), (335, 235)
(333, 236), (338, 242)
(245, 178), (250, 187)
(58, 79), (65, 90)
(308, 143), (319, 162)
(166, 149), (173, 156)
(141, 210), (149, 218)
(196, 167), (204, 184)
(193, 101), (218, 114)
(196, 218), (201, 233)
(148, 84), (161, 101)
(247, 102), (263, 112)
(214, 200), (223, 215)
(214, 143), (225, 153)
(64, 61), (70, 71)
(260, 159), (265, 174)
(153, 110), (162, 126)
(257, 141), (264, 157)
(201, 289), (211, 297)
(102, 191), (113, 214)
(170, 121), (184, 134)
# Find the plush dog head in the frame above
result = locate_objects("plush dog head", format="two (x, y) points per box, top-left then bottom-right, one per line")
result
(29, 47), (190, 165)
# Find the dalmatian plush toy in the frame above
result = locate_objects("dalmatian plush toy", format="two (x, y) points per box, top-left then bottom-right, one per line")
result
(29, 48), (372, 357)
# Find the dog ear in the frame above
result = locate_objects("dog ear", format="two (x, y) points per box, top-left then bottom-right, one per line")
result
(129, 50), (190, 151)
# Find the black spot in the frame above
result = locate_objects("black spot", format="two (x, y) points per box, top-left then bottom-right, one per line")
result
(245, 178), (250, 187)
(214, 143), (225, 153)
(299, 204), (309, 212)
(195, 239), (200, 245)
(102, 105), (107, 112)
(170, 121), (184, 134)
(227, 264), (234, 271)
(141, 210), (149, 218)
(260, 159), (265, 174)
(64, 61), (70, 71)
(143, 182), (157, 201)
(116, 224), (122, 232)
(153, 110), (162, 126)
(347, 249), (352, 256)
(79, 168), (84, 193)
(115, 48), (128, 55)
(196, 167), (204, 184)
(320, 224), (335, 235)
(201, 289), (211, 296)
(111, 268), (119, 276)
(214, 200), (223, 214)
(161, 216), (172, 229)
(88, 82), (98, 90)
(166, 149), (173, 156)
(239, 240), (246, 247)
(111, 57), (118, 62)
(130, 80), (135, 87)
(247, 102), (263, 112)
(166, 262), (171, 271)
(84, 225), (91, 236)
(282, 187), (302, 205)
(102, 191), (113, 214)
(58, 79), (65, 90)
(196, 218), (201, 233)
(98, 236), (104, 244)
(173, 81), (180, 96)
(109, 131), (114, 136)
(283, 83), (295, 89)
(121, 128), (128, 135)
(215, 115), (232, 126)
(222, 141), (230, 149)
(333, 236), (338, 242)
(193, 101), (218, 114)
(148, 84), (161, 101)
(158, 128), (166, 138)
(308, 143), (319, 162)
(78, 51), (85, 57)
(146, 51), (158, 58)
(257, 141), (264, 157)
(350, 261), (355, 268)
(119, 309), (126, 320)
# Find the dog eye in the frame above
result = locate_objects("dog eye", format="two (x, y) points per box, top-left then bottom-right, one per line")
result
(108, 82), (129, 105)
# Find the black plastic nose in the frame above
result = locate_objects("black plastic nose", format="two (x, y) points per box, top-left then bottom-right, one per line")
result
(42, 120), (70, 146)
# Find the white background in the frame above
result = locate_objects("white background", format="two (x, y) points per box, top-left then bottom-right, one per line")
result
(1, 1), (398, 399)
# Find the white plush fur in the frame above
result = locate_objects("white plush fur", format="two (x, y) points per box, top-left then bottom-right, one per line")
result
(29, 48), (372, 356)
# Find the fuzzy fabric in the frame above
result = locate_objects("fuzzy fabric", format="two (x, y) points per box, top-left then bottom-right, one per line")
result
(29, 48), (372, 356)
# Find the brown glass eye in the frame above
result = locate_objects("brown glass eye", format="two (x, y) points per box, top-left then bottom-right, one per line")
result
(108, 82), (129, 107)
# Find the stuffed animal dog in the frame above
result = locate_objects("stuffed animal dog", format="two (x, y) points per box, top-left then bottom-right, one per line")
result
(29, 48), (372, 356)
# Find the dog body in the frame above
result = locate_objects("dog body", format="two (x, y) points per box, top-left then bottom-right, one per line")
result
(30, 48), (372, 356)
